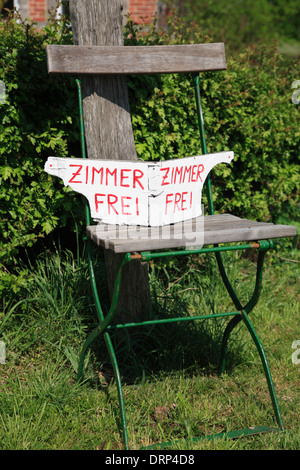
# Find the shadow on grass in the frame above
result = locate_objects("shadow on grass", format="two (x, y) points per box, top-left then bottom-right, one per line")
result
(87, 281), (246, 388)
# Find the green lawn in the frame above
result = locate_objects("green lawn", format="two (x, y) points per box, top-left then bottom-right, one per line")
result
(0, 243), (299, 450)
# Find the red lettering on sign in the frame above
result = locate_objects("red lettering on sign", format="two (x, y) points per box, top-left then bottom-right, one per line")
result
(108, 194), (118, 214)
(171, 167), (175, 183)
(191, 165), (197, 182)
(165, 191), (194, 214)
(160, 167), (170, 186)
(106, 168), (117, 186)
(120, 169), (130, 188)
(160, 163), (205, 186)
(92, 166), (104, 185)
(197, 164), (204, 182)
(121, 196), (131, 216)
(183, 165), (191, 183)
(95, 193), (105, 213)
(133, 169), (144, 190)
(136, 197), (139, 216)
(174, 166), (183, 184)
(174, 192), (181, 212)
(165, 193), (173, 214)
(69, 164), (83, 183)
(181, 191), (188, 211)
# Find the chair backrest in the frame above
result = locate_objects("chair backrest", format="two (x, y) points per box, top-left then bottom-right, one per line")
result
(46, 43), (226, 75)
(45, 43), (228, 224)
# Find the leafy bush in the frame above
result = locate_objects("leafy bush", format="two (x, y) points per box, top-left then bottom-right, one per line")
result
(0, 11), (82, 295)
(0, 11), (299, 298)
(126, 17), (299, 222)
(169, 0), (300, 57)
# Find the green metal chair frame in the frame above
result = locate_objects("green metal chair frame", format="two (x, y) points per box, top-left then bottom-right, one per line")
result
(74, 75), (287, 450)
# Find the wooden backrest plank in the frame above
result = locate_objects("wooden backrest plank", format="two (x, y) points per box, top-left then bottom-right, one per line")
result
(46, 43), (226, 75)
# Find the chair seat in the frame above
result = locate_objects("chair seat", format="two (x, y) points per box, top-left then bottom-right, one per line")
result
(87, 213), (297, 253)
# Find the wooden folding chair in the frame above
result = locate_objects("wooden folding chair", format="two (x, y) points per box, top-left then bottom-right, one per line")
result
(45, 43), (297, 449)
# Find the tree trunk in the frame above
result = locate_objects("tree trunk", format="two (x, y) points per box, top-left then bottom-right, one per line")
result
(69, 0), (151, 323)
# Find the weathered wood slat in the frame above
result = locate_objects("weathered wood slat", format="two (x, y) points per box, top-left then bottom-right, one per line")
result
(46, 43), (226, 75)
(88, 214), (260, 238)
(86, 214), (297, 253)
(87, 214), (266, 241)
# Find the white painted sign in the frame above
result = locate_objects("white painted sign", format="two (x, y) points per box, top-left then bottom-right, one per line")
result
(45, 157), (149, 225)
(44, 151), (233, 226)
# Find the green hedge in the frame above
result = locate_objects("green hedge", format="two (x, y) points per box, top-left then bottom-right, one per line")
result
(125, 18), (299, 223)
(0, 12), (81, 294)
(0, 12), (299, 294)
(172, 0), (300, 57)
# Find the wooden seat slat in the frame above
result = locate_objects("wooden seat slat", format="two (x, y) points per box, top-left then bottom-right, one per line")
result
(87, 214), (297, 253)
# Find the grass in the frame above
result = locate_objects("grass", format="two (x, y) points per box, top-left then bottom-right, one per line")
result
(0, 241), (299, 450)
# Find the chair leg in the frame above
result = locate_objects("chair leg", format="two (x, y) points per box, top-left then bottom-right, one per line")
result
(240, 310), (285, 431)
(216, 243), (284, 431)
(218, 313), (284, 432)
(217, 245), (268, 374)
(76, 327), (130, 448)
(77, 251), (130, 448)
(104, 331), (130, 450)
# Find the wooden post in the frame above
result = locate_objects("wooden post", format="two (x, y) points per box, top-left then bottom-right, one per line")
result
(69, 0), (151, 322)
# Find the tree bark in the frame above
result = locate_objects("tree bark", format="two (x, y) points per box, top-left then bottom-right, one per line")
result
(69, 0), (151, 322)
(69, 0), (137, 161)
